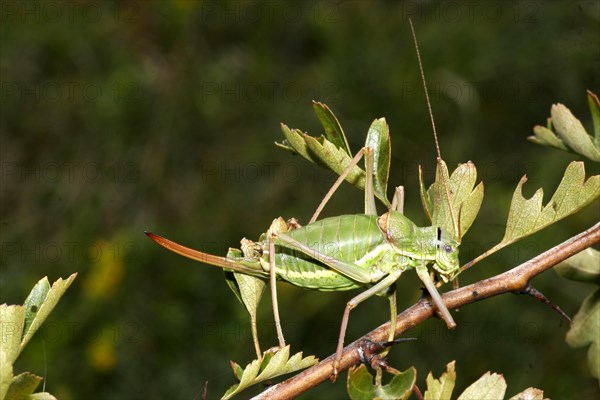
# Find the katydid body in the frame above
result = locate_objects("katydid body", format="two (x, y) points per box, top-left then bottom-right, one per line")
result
(147, 20), (472, 380)
(147, 213), (458, 292)
(146, 207), (460, 375)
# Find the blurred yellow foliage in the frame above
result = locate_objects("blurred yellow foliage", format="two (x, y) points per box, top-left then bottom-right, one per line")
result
(82, 240), (125, 302)
(87, 327), (117, 372)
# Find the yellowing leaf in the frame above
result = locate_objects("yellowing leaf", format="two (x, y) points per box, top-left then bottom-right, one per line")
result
(19, 274), (77, 353)
(508, 387), (548, 400)
(1, 346), (14, 399)
(221, 346), (317, 400)
(4, 371), (43, 398)
(502, 161), (600, 246)
(28, 392), (58, 400)
(457, 371), (506, 400)
(424, 361), (456, 400)
(233, 273), (266, 321)
(22, 278), (50, 339)
(427, 161), (484, 241)
(0, 305), (25, 367)
(464, 161), (599, 272)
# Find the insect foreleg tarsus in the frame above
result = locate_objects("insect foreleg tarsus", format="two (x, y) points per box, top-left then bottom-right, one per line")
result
(415, 265), (456, 329)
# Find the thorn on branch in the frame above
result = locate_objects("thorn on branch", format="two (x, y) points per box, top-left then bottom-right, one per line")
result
(357, 337), (417, 373)
(513, 283), (572, 323)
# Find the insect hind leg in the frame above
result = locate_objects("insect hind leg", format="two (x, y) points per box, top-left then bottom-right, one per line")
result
(332, 271), (403, 379)
(310, 146), (377, 223)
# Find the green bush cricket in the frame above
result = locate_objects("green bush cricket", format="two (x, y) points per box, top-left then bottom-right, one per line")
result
(145, 20), (482, 378)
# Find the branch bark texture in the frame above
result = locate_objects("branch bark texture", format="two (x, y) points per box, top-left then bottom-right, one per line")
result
(254, 222), (600, 399)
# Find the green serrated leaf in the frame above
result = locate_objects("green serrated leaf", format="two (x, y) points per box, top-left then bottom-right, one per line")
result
(457, 371), (506, 400)
(347, 365), (416, 400)
(276, 124), (317, 162)
(551, 103), (600, 161)
(278, 122), (393, 205)
(230, 361), (244, 382)
(221, 346), (317, 399)
(502, 161), (600, 246)
(419, 165), (433, 222)
(588, 91), (600, 147)
(19, 274), (77, 355)
(424, 361), (456, 400)
(365, 118), (392, 208)
(221, 358), (262, 400)
(431, 161), (458, 240)
(376, 367), (416, 400)
(430, 161), (484, 241)
(4, 372), (42, 399)
(528, 125), (568, 150)
(347, 365), (376, 400)
(303, 134), (366, 187)
(223, 273), (243, 306)
(566, 288), (600, 380)
(224, 248), (266, 360)
(233, 274), (266, 318)
(555, 248), (600, 284)
(255, 346), (290, 381)
(22, 278), (51, 340)
(530, 93), (600, 161)
(508, 387), (548, 400)
(460, 181), (484, 237)
(312, 101), (351, 155)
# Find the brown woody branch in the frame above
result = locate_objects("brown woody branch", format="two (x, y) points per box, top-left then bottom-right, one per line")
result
(254, 222), (600, 399)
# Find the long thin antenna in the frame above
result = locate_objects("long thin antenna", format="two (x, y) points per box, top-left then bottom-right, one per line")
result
(409, 18), (460, 239)
(409, 19), (442, 161)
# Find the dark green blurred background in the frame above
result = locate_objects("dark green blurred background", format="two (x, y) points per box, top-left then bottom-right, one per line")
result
(1, 1), (599, 398)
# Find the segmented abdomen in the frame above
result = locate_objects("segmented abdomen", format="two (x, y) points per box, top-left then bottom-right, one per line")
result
(272, 214), (385, 291)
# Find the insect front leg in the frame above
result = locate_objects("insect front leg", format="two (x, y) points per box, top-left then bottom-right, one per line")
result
(309, 146), (377, 223)
(380, 285), (397, 359)
(415, 264), (456, 329)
